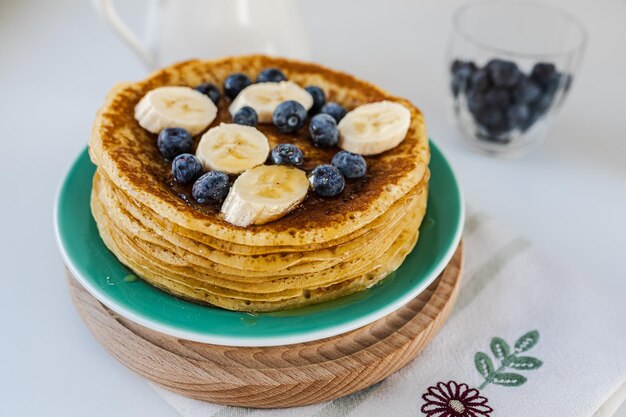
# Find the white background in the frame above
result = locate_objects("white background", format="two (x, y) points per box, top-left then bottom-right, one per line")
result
(0, 0), (624, 416)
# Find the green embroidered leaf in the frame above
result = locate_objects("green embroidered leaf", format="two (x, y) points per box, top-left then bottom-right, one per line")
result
(508, 356), (543, 370)
(474, 352), (494, 378)
(490, 337), (510, 361)
(514, 330), (540, 353)
(491, 372), (527, 387)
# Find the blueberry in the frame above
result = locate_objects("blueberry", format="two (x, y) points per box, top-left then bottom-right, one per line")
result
(331, 151), (366, 179)
(451, 74), (466, 97)
(256, 67), (287, 83)
(273, 100), (307, 133)
(482, 126), (512, 139)
(542, 74), (562, 95)
(562, 74), (573, 92)
(451, 59), (477, 75)
(486, 59), (522, 88)
(487, 119), (512, 135)
(477, 130), (512, 144)
(233, 106), (258, 127)
(531, 63), (565, 97)
(466, 75), (507, 115)
(467, 90), (487, 115)
(157, 127), (193, 160)
(223, 73), (252, 100)
(450, 59), (463, 73)
(506, 104), (531, 128)
(309, 165), (345, 197)
(270, 143), (303, 166)
(522, 107), (544, 131)
(192, 171), (229, 204)
(512, 77), (542, 104)
(319, 102), (347, 123)
(531, 90), (556, 115)
(474, 107), (504, 127)
(450, 61), (477, 96)
(530, 62), (557, 88)
(194, 83), (221, 105)
(468, 69), (491, 95)
(483, 87), (511, 108)
(309, 113), (339, 147)
(305, 86), (326, 114)
(473, 107), (511, 134)
(171, 154), (203, 184)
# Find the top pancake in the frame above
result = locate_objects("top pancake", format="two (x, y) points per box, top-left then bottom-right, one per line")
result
(89, 55), (429, 246)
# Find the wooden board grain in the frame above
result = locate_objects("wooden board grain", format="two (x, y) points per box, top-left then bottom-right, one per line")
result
(66, 242), (462, 408)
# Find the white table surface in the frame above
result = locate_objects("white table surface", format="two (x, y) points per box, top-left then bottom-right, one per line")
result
(1, 0), (624, 416)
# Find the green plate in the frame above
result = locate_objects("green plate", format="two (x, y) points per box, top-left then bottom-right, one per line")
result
(55, 141), (463, 346)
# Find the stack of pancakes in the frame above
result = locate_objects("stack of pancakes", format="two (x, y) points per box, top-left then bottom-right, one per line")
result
(89, 56), (430, 312)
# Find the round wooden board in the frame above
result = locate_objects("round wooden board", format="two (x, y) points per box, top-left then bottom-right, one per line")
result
(67, 242), (462, 408)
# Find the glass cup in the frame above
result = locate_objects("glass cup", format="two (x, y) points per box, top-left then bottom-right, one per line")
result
(447, 1), (587, 156)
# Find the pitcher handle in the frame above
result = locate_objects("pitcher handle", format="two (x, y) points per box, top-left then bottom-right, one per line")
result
(93, 0), (154, 67)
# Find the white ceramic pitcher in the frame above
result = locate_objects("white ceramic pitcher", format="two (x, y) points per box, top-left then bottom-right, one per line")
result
(93, 0), (311, 69)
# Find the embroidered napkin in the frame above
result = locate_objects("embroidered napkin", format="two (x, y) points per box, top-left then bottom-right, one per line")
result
(151, 209), (626, 417)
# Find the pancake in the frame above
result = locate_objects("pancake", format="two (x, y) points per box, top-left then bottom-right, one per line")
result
(92, 194), (424, 296)
(103, 167), (428, 256)
(92, 172), (427, 292)
(93, 196), (422, 311)
(88, 55), (430, 312)
(93, 170), (426, 275)
(89, 55), (429, 247)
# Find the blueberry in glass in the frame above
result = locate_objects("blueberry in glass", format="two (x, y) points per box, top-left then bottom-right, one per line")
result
(530, 63), (558, 88)
(486, 59), (522, 88)
(450, 57), (572, 142)
(512, 78), (542, 104)
(506, 104), (531, 129)
(469, 69), (490, 94)
(450, 59), (477, 97)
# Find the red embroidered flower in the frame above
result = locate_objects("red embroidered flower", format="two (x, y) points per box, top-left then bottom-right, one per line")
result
(421, 381), (493, 417)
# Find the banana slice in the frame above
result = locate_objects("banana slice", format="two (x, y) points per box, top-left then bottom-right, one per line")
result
(229, 81), (313, 123)
(196, 123), (270, 174)
(135, 86), (217, 135)
(338, 101), (411, 155)
(221, 165), (309, 227)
